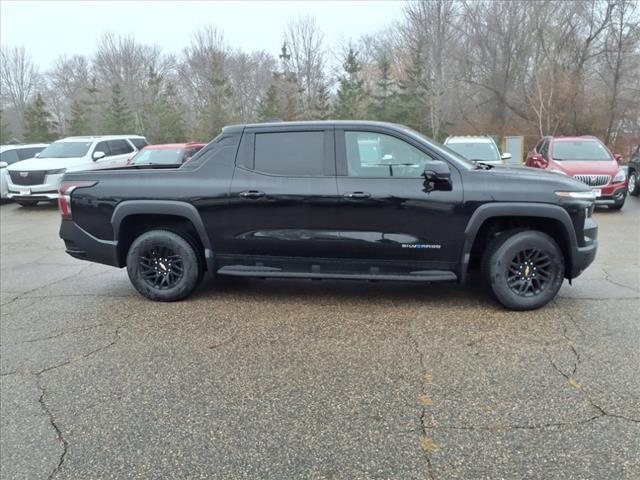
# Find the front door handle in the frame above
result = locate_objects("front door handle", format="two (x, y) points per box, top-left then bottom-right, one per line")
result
(239, 190), (265, 199)
(344, 191), (371, 199)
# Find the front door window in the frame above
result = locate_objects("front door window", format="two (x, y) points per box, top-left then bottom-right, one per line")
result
(345, 131), (433, 178)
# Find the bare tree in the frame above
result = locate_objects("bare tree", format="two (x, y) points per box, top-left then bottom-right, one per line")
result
(94, 33), (174, 129)
(601, 0), (640, 145)
(0, 46), (41, 134)
(179, 26), (234, 138)
(227, 50), (276, 122)
(46, 54), (92, 134)
(284, 16), (326, 117)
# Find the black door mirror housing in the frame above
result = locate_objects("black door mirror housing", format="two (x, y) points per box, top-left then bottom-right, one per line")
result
(422, 160), (452, 192)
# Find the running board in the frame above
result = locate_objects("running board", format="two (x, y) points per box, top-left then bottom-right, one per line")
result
(217, 265), (457, 282)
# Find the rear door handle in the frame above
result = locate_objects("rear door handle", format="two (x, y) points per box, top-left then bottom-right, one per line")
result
(239, 190), (265, 199)
(344, 191), (371, 199)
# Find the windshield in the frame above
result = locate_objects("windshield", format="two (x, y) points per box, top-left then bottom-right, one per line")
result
(39, 141), (92, 158)
(446, 142), (499, 162)
(131, 148), (184, 165)
(552, 140), (612, 161)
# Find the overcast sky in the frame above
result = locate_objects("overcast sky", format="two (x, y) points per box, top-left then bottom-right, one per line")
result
(1, 0), (404, 68)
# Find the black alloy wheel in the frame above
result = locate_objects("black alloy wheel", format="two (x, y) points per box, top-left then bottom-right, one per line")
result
(138, 245), (184, 290)
(126, 230), (203, 301)
(506, 248), (553, 297)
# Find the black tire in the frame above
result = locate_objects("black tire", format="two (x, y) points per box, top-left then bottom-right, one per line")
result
(15, 199), (38, 207)
(628, 171), (639, 196)
(609, 199), (625, 210)
(482, 230), (564, 311)
(126, 230), (203, 302)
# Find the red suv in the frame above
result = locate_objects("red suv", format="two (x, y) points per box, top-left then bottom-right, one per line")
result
(525, 136), (627, 210)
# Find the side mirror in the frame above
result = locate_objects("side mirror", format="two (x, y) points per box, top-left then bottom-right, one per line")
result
(92, 151), (106, 161)
(614, 154), (622, 163)
(0, 161), (7, 169)
(422, 160), (452, 192)
(34, 152), (41, 158)
(501, 152), (512, 161)
(382, 154), (393, 162)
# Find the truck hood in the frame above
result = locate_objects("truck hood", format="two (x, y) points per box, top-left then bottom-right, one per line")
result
(551, 160), (619, 176)
(484, 164), (588, 192)
(487, 164), (584, 184)
(7, 156), (89, 171)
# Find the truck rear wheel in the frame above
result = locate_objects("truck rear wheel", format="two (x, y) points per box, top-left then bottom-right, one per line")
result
(483, 230), (564, 311)
(126, 230), (203, 302)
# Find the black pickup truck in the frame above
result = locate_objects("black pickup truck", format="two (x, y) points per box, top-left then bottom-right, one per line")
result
(59, 121), (598, 310)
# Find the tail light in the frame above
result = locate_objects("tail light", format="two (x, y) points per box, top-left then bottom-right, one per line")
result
(58, 181), (96, 219)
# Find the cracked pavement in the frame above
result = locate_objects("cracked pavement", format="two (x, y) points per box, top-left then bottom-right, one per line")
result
(1, 199), (639, 479)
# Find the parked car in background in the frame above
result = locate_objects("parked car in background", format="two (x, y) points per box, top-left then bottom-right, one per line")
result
(1, 144), (49, 200)
(59, 120), (598, 311)
(6, 135), (147, 206)
(443, 136), (511, 165)
(525, 136), (627, 210)
(127, 143), (207, 166)
(627, 145), (639, 196)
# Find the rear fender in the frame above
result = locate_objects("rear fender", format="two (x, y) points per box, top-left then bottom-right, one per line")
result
(111, 200), (214, 271)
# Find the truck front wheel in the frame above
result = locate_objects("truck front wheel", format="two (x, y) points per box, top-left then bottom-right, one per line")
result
(483, 230), (565, 311)
(126, 230), (203, 302)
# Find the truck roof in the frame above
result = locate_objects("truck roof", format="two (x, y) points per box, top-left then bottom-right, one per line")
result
(222, 120), (410, 134)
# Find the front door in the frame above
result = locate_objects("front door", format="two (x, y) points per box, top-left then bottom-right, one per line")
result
(333, 129), (465, 270)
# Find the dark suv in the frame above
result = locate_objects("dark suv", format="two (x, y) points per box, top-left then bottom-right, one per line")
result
(58, 121), (598, 310)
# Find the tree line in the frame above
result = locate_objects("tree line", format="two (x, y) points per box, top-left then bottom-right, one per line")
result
(1, 0), (639, 155)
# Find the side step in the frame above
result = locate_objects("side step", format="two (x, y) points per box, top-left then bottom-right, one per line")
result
(217, 265), (457, 282)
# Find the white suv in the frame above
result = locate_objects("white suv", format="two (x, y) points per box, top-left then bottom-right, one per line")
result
(6, 135), (147, 206)
(444, 136), (511, 165)
(1, 144), (49, 200)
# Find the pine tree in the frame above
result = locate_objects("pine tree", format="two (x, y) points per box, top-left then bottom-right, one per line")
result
(312, 84), (331, 120)
(141, 69), (186, 143)
(397, 47), (431, 135)
(102, 82), (135, 134)
(23, 93), (57, 142)
(368, 57), (402, 123)
(257, 43), (303, 122)
(193, 60), (233, 140)
(158, 83), (186, 142)
(0, 109), (13, 144)
(257, 85), (281, 121)
(333, 48), (367, 120)
(68, 99), (90, 136)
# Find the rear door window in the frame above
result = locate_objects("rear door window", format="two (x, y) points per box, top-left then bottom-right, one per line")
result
(107, 139), (134, 156)
(16, 147), (45, 160)
(0, 149), (20, 164)
(254, 131), (324, 176)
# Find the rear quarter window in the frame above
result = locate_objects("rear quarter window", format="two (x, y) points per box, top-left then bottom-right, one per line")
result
(182, 135), (240, 169)
(129, 138), (148, 150)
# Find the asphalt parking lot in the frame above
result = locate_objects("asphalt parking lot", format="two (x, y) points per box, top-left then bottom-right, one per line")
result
(1, 198), (638, 479)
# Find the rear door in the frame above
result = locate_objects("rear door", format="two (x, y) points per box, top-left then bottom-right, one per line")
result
(222, 126), (339, 258)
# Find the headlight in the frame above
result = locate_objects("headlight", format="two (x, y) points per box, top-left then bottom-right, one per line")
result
(613, 169), (626, 183)
(555, 191), (597, 200)
(46, 168), (66, 175)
